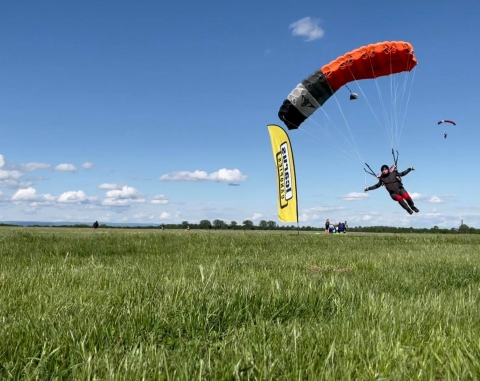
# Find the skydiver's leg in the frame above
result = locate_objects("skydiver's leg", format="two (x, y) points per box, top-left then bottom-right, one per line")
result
(391, 193), (413, 214)
(399, 189), (419, 213)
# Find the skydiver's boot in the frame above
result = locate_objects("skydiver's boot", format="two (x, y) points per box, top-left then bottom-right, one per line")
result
(398, 200), (413, 214)
(405, 198), (419, 213)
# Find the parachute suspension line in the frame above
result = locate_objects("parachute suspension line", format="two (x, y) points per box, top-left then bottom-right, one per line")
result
(317, 109), (364, 162)
(389, 49), (395, 146)
(394, 54), (416, 149)
(280, 110), (363, 164)
(398, 54), (413, 112)
(346, 67), (394, 149)
(397, 66), (417, 146)
(392, 53), (412, 147)
(389, 49), (402, 149)
(368, 56), (395, 149)
(391, 74), (397, 146)
(317, 99), (365, 163)
(323, 80), (366, 162)
(392, 74), (403, 147)
(389, 49), (406, 149)
(297, 125), (362, 163)
(301, 92), (365, 162)
(393, 72), (410, 147)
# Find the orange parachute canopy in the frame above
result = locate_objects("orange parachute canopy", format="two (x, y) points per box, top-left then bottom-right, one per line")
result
(278, 41), (417, 130)
(322, 41), (417, 91)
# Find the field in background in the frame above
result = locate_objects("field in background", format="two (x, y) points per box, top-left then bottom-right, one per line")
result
(1, 227), (480, 380)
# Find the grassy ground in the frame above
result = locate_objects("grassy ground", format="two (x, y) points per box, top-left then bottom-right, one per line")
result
(1, 227), (480, 380)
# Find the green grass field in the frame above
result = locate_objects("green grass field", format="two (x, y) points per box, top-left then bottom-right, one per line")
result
(1, 227), (480, 380)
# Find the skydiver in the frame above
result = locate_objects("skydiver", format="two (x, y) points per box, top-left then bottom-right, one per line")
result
(444, 132), (448, 139)
(364, 164), (419, 215)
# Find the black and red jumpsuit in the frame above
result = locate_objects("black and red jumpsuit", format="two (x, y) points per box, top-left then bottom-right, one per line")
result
(366, 168), (418, 213)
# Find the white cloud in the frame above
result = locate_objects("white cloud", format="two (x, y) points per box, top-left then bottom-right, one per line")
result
(19, 163), (51, 172)
(102, 198), (143, 207)
(159, 170), (207, 181)
(0, 180), (26, 189)
(105, 186), (140, 199)
(289, 17), (325, 42)
(0, 156), (53, 189)
(151, 195), (169, 205)
(0, 181), (31, 191)
(11, 187), (41, 202)
(133, 213), (155, 221)
(159, 168), (246, 182)
(410, 192), (427, 200)
(297, 206), (346, 222)
(306, 206), (345, 213)
(428, 196), (445, 204)
(82, 162), (94, 170)
(210, 169), (247, 182)
(0, 169), (23, 180)
(10, 187), (96, 209)
(159, 212), (171, 219)
(251, 213), (262, 221)
(299, 212), (316, 222)
(55, 164), (77, 173)
(11, 187), (55, 203)
(57, 190), (89, 204)
(425, 211), (442, 217)
(98, 183), (124, 190)
(362, 214), (373, 221)
(340, 192), (369, 201)
(102, 185), (145, 207)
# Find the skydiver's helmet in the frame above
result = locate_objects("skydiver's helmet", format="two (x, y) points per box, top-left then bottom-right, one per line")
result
(380, 165), (389, 175)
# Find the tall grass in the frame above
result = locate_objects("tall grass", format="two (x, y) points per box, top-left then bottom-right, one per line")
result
(1, 228), (480, 379)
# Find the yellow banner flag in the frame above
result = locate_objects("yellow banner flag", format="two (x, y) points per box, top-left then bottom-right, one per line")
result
(267, 124), (298, 222)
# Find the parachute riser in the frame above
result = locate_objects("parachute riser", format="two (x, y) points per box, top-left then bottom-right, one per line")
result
(363, 163), (377, 178)
(364, 150), (399, 178)
(392, 149), (399, 167)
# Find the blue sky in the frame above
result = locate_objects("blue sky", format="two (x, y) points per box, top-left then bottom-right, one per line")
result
(1, 0), (479, 228)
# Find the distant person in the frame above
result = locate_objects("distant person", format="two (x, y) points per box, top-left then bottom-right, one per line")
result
(324, 219), (330, 234)
(93, 221), (99, 229)
(185, 225), (190, 232)
(161, 223), (165, 231)
(444, 132), (448, 139)
(344, 221), (348, 233)
(338, 221), (346, 233)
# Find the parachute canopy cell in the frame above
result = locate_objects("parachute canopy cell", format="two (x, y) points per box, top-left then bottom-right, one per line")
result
(278, 41), (418, 130)
(437, 120), (456, 126)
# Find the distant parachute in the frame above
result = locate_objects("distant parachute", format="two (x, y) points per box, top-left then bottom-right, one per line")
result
(437, 120), (456, 126)
(278, 41), (418, 130)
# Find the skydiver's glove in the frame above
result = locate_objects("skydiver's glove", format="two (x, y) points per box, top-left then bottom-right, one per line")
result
(410, 166), (415, 171)
(364, 187), (368, 193)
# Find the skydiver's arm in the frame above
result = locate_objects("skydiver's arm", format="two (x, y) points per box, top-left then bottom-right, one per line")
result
(398, 167), (414, 177)
(365, 180), (382, 191)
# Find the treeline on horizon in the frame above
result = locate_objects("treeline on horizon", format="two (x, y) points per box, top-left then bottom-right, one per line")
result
(2, 219), (478, 234)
